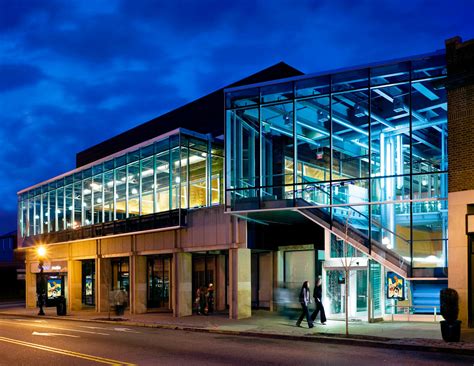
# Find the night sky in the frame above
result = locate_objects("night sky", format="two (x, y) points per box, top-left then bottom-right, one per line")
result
(1, 0), (473, 234)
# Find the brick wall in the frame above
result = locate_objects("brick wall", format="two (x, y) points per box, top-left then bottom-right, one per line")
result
(446, 37), (474, 192)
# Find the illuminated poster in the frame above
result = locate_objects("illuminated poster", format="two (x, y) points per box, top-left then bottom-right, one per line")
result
(85, 275), (93, 296)
(387, 272), (405, 300)
(47, 277), (62, 299)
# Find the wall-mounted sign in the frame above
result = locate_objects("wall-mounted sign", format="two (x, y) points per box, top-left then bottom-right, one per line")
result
(387, 272), (405, 300)
(30, 261), (68, 273)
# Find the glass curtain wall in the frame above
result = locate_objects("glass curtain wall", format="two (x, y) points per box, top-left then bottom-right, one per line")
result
(225, 52), (448, 270)
(18, 130), (224, 240)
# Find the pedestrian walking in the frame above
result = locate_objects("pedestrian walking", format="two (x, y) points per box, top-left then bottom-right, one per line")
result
(311, 276), (327, 325)
(199, 286), (208, 315)
(296, 280), (313, 328)
(207, 283), (214, 314)
(195, 287), (202, 315)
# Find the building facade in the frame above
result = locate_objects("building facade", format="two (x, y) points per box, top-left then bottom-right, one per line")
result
(18, 38), (474, 325)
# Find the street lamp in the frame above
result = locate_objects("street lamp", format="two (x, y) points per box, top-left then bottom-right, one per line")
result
(36, 245), (47, 316)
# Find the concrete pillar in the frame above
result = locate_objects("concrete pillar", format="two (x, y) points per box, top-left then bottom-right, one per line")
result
(216, 254), (226, 311)
(25, 260), (36, 309)
(172, 252), (192, 317)
(133, 255), (147, 314)
(98, 257), (112, 313)
(67, 260), (82, 311)
(229, 248), (251, 319)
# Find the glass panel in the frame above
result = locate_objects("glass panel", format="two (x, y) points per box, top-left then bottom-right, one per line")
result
(261, 102), (294, 201)
(371, 176), (410, 202)
(369, 260), (383, 318)
(412, 172), (447, 200)
(49, 190), (56, 232)
(370, 202), (411, 260)
(180, 146), (188, 209)
(412, 200), (447, 268)
(83, 178), (92, 226)
(65, 185), (73, 229)
(211, 155), (223, 205)
(73, 181), (82, 228)
(103, 171), (114, 222)
(296, 96), (331, 183)
(295, 75), (330, 98)
(115, 166), (127, 220)
(332, 90), (369, 179)
(41, 193), (48, 234)
(261, 82), (293, 104)
(141, 157), (154, 215)
(57, 187), (64, 231)
(33, 195), (40, 235)
(411, 79), (447, 174)
(226, 108), (260, 199)
(370, 62), (410, 86)
(92, 174), (103, 224)
(226, 87), (259, 108)
(28, 198), (34, 236)
(127, 162), (140, 217)
(370, 83), (411, 176)
(171, 147), (181, 210)
(332, 68), (369, 92)
(412, 53), (446, 80)
(156, 151), (170, 212)
(189, 148), (207, 208)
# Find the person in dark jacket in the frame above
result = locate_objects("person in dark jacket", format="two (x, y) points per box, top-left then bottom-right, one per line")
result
(296, 280), (313, 328)
(311, 277), (327, 325)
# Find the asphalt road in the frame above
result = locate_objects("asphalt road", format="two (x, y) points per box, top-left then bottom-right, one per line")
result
(0, 314), (472, 365)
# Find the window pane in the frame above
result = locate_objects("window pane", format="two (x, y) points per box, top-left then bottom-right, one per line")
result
(115, 166), (127, 220)
(156, 151), (170, 212)
(141, 157), (154, 215)
(65, 184), (73, 229)
(128, 162), (140, 217)
(83, 178), (92, 226)
(332, 90), (369, 179)
(411, 79), (447, 173)
(211, 155), (223, 205)
(41, 193), (48, 234)
(189, 148), (207, 208)
(370, 83), (411, 176)
(73, 181), (82, 228)
(92, 174), (103, 224)
(261, 82), (293, 104)
(295, 75), (330, 98)
(370, 61), (410, 86)
(261, 102), (294, 200)
(103, 171), (114, 222)
(296, 97), (330, 183)
(57, 187), (64, 231)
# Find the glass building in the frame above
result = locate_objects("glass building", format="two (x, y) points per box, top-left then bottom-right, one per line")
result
(18, 128), (224, 245)
(225, 51), (448, 278)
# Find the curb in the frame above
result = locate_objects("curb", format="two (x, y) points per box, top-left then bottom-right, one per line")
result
(1, 311), (472, 356)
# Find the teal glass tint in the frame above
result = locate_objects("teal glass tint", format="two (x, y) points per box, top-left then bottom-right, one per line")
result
(295, 97), (331, 184)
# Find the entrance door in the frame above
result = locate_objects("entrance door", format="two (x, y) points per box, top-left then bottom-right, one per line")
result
(147, 256), (171, 309)
(325, 268), (368, 320)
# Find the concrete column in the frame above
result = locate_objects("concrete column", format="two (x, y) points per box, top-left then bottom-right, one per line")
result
(25, 260), (36, 309)
(67, 260), (82, 311)
(98, 257), (112, 313)
(229, 248), (251, 319)
(216, 254), (226, 311)
(173, 252), (192, 317)
(133, 255), (147, 314)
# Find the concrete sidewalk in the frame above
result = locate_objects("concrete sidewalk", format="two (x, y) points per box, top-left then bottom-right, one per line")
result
(2, 307), (474, 355)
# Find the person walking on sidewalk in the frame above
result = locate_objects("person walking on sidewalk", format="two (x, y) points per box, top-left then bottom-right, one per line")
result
(311, 276), (327, 325)
(296, 280), (313, 328)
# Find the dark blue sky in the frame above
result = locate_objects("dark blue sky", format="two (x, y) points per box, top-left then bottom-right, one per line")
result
(1, 0), (473, 234)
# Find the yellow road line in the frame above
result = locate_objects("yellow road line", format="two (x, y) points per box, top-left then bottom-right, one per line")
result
(0, 336), (136, 366)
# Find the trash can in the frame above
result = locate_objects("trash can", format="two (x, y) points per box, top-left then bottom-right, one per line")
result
(56, 296), (67, 316)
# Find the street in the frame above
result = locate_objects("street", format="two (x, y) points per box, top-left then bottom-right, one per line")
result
(0, 314), (472, 365)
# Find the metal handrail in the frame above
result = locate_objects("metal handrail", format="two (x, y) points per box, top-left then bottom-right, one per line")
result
(386, 304), (440, 322)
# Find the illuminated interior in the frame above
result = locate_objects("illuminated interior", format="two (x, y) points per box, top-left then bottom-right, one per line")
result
(225, 52), (447, 269)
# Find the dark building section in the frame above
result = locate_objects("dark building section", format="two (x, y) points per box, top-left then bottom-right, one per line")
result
(76, 62), (303, 167)
(0, 232), (25, 301)
(446, 36), (474, 192)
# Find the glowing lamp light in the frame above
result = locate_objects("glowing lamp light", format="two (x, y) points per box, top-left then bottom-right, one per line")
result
(37, 245), (47, 258)
(382, 237), (391, 246)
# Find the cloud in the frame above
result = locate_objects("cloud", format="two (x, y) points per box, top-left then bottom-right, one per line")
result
(0, 64), (44, 92)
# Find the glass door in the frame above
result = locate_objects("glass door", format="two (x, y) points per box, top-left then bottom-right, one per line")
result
(147, 256), (171, 309)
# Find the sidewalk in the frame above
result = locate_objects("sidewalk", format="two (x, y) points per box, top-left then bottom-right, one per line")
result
(2, 307), (474, 355)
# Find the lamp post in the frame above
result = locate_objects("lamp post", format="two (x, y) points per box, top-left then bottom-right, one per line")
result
(36, 246), (47, 316)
